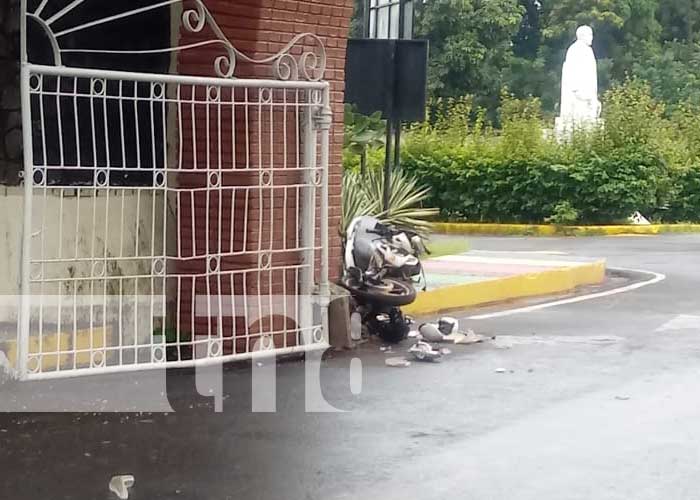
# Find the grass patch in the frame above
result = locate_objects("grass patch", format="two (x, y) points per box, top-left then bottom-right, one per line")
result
(426, 236), (470, 258)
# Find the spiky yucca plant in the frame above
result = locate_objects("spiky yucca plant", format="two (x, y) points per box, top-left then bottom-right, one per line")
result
(341, 169), (438, 238)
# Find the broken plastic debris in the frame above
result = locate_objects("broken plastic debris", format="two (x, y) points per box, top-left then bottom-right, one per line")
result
(408, 342), (443, 362)
(419, 323), (445, 342)
(385, 357), (411, 368)
(495, 368), (507, 373)
(445, 329), (486, 345)
(109, 475), (135, 500)
(438, 317), (459, 335)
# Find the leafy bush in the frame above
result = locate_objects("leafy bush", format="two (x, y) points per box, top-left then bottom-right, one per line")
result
(662, 167), (700, 222)
(399, 81), (700, 224)
(343, 104), (385, 176)
(546, 201), (579, 226)
(402, 146), (669, 224)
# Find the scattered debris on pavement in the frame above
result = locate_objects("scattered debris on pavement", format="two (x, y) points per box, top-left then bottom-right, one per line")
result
(419, 323), (446, 342)
(109, 475), (135, 500)
(408, 342), (443, 362)
(385, 357), (412, 368)
(417, 318), (487, 345)
(495, 368), (507, 374)
(444, 329), (487, 345)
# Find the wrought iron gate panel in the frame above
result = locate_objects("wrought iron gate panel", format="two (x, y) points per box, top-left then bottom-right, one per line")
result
(17, 1), (331, 379)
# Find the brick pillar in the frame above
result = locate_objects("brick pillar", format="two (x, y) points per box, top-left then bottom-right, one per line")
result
(175, 0), (352, 351)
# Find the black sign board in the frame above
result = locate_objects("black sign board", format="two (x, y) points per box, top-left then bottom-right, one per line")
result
(344, 39), (428, 123)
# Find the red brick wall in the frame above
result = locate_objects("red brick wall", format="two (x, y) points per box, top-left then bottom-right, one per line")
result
(205, 0), (351, 278)
(174, 0), (352, 348)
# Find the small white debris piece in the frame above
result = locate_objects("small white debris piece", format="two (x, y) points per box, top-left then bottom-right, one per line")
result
(408, 342), (443, 362)
(445, 329), (486, 345)
(419, 323), (445, 342)
(385, 357), (411, 368)
(109, 475), (135, 500)
(438, 317), (459, 335)
(407, 330), (420, 339)
(615, 395), (631, 401)
(495, 368), (507, 374)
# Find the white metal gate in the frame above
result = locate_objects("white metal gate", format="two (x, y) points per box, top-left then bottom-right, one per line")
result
(17, 0), (331, 379)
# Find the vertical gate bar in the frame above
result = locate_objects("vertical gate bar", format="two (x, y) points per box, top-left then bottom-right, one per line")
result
(316, 85), (332, 347)
(19, 63), (33, 379)
(319, 86), (331, 296)
(299, 92), (317, 344)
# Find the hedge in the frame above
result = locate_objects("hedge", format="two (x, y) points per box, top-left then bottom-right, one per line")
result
(401, 147), (699, 224)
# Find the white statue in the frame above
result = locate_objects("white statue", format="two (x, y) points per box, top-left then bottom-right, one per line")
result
(555, 26), (602, 140)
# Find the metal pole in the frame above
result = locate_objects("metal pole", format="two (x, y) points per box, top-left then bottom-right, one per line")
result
(19, 0), (32, 379)
(398, 0), (406, 39)
(363, 0), (371, 38)
(317, 87), (332, 348)
(393, 122), (401, 170)
(318, 86), (331, 296)
(383, 120), (393, 212)
(300, 100), (318, 345)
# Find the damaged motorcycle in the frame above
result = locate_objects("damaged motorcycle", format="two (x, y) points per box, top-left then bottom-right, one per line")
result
(340, 216), (427, 343)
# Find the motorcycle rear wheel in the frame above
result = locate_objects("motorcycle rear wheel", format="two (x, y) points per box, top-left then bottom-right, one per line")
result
(341, 277), (417, 307)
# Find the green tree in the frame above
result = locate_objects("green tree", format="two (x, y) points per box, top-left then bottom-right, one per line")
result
(413, 0), (524, 109)
(631, 41), (700, 106)
(658, 0), (700, 42)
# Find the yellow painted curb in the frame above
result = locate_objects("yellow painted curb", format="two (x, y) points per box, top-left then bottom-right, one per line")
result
(433, 222), (700, 237)
(403, 259), (606, 317)
(3, 328), (108, 371)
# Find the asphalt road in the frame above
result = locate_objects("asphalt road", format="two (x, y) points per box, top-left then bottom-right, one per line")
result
(1, 235), (700, 500)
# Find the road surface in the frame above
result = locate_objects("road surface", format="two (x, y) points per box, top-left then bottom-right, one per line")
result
(1, 235), (699, 500)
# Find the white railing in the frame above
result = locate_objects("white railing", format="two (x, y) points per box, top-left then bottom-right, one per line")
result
(14, 1), (331, 380)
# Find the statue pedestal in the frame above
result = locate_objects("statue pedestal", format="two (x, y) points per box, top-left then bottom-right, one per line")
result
(554, 116), (603, 142)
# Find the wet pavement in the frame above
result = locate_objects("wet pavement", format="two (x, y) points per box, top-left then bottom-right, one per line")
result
(2, 235), (700, 500)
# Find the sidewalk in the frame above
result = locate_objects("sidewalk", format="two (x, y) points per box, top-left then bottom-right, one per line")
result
(404, 251), (606, 316)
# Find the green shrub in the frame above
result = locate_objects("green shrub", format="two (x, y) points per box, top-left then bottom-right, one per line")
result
(343, 80), (700, 225)
(395, 80), (700, 225)
(546, 201), (579, 225)
(401, 145), (669, 224)
(662, 167), (700, 222)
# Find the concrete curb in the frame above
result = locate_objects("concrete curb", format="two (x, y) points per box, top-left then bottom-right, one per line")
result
(403, 259), (606, 317)
(433, 222), (700, 237)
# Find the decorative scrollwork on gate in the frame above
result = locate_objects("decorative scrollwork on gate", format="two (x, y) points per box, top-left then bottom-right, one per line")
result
(23, 0), (327, 81)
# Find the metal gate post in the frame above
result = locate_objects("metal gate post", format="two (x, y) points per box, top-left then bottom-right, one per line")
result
(317, 86), (332, 296)
(17, 0), (32, 380)
(300, 95), (319, 344)
(314, 86), (333, 343)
